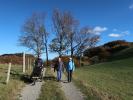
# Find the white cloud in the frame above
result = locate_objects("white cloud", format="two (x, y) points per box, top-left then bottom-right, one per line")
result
(122, 31), (130, 35)
(108, 30), (130, 38)
(129, 4), (133, 10)
(92, 26), (107, 35)
(108, 33), (122, 38)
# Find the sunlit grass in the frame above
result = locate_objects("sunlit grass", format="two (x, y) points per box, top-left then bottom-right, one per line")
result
(0, 64), (25, 100)
(73, 58), (133, 100)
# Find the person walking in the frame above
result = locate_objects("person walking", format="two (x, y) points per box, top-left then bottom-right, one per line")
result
(30, 57), (44, 84)
(67, 57), (75, 82)
(54, 57), (64, 82)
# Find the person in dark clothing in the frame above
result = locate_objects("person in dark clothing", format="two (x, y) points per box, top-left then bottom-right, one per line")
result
(54, 60), (58, 72)
(54, 57), (64, 81)
(31, 58), (44, 78)
(67, 57), (75, 82)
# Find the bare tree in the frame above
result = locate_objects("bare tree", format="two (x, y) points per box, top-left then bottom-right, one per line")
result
(63, 12), (79, 58)
(65, 22), (99, 60)
(49, 9), (99, 62)
(19, 13), (48, 60)
(40, 25), (49, 66)
(44, 28), (49, 66)
(49, 9), (69, 56)
(75, 26), (100, 56)
(74, 26), (100, 66)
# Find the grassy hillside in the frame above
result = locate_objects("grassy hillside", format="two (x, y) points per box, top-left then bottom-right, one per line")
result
(109, 46), (133, 61)
(73, 57), (133, 100)
(0, 64), (24, 100)
(84, 40), (132, 63)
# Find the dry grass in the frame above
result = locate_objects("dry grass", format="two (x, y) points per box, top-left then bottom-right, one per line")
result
(0, 64), (25, 100)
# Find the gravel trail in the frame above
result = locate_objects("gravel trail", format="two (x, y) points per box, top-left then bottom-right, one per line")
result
(19, 68), (46, 100)
(60, 73), (85, 100)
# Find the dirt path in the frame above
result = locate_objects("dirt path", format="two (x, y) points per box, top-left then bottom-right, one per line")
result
(60, 73), (85, 100)
(19, 68), (46, 100)
(19, 81), (43, 100)
(19, 69), (85, 100)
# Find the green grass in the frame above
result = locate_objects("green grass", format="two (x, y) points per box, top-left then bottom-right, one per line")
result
(0, 64), (25, 100)
(38, 68), (66, 100)
(73, 57), (133, 100)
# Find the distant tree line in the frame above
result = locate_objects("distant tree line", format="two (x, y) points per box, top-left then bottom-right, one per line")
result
(0, 53), (35, 64)
(0, 40), (130, 65)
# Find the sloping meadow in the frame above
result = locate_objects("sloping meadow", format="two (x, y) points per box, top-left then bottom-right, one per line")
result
(0, 64), (25, 100)
(73, 58), (133, 100)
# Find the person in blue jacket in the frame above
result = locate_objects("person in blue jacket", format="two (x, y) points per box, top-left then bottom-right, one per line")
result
(67, 57), (75, 82)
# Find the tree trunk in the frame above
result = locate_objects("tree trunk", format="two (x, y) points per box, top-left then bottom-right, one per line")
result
(45, 42), (48, 67)
(70, 36), (73, 58)
(79, 55), (81, 67)
(44, 33), (49, 67)
(59, 37), (62, 57)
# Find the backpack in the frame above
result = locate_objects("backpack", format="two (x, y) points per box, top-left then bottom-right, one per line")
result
(54, 62), (59, 71)
(35, 58), (43, 68)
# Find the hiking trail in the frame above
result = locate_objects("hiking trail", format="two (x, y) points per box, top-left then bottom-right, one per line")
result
(19, 68), (46, 100)
(59, 73), (85, 100)
(19, 68), (85, 100)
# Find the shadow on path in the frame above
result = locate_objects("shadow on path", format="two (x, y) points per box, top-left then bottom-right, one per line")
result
(43, 76), (56, 81)
(20, 74), (33, 84)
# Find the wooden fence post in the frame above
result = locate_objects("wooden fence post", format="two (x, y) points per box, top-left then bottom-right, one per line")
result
(29, 58), (32, 70)
(23, 52), (25, 73)
(28, 57), (29, 70)
(6, 63), (11, 84)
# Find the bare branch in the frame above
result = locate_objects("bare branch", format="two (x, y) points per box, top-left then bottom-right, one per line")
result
(19, 13), (48, 58)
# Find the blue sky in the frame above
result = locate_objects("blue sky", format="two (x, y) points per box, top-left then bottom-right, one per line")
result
(0, 0), (133, 59)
